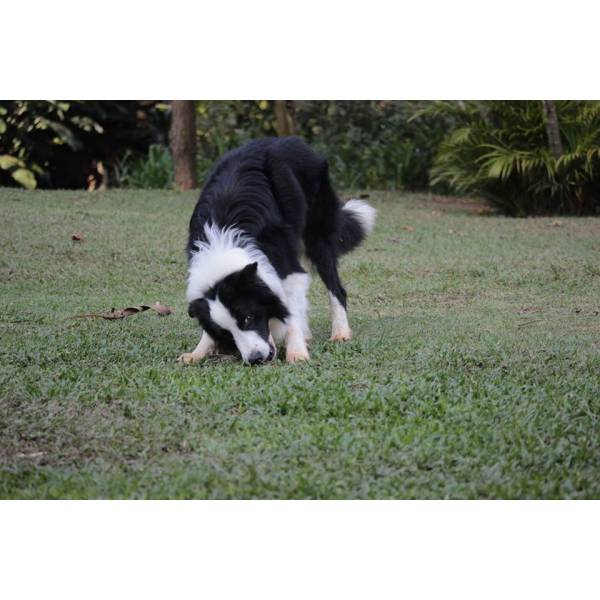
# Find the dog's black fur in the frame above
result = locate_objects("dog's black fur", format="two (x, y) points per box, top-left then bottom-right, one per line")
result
(184, 136), (372, 363)
(188, 136), (365, 298)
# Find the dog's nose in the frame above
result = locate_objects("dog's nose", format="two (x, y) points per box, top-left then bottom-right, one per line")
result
(247, 351), (264, 365)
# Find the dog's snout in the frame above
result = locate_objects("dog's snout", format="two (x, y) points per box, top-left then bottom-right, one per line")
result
(247, 351), (264, 365)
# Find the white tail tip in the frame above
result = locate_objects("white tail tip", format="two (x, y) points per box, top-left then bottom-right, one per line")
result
(343, 199), (377, 235)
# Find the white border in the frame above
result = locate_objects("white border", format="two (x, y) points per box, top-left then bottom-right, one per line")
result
(4, 0), (599, 98)
(1, 501), (598, 599)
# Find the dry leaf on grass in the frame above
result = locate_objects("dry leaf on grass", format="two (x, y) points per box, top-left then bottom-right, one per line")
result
(69, 302), (173, 320)
(519, 307), (543, 313)
(401, 225), (414, 232)
(149, 302), (173, 316)
(71, 232), (85, 241)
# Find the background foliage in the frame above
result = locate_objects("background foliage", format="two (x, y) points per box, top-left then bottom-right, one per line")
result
(0, 101), (167, 190)
(119, 101), (449, 191)
(1, 100), (447, 193)
(417, 100), (600, 216)
(297, 101), (448, 190)
(2, 100), (600, 215)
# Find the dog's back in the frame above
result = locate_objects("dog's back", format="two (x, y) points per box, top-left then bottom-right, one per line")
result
(187, 137), (372, 260)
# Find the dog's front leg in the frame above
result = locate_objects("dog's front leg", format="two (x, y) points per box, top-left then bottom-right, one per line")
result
(282, 273), (311, 363)
(177, 331), (215, 364)
(285, 317), (310, 363)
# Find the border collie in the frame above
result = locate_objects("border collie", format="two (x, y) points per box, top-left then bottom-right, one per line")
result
(177, 137), (376, 365)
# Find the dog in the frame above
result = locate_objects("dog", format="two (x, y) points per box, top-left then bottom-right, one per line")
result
(177, 137), (376, 365)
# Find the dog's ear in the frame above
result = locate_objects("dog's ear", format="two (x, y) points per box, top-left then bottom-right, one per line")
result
(188, 298), (209, 320)
(238, 262), (258, 284)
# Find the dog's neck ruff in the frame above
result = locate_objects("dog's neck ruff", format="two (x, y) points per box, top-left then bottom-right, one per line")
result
(186, 223), (284, 303)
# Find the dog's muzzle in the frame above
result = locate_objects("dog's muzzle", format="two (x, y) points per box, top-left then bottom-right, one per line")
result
(246, 342), (276, 365)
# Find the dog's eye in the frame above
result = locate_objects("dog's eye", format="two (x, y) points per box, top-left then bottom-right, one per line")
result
(243, 315), (254, 328)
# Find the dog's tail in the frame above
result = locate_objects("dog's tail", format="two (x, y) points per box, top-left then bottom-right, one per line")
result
(338, 198), (377, 255)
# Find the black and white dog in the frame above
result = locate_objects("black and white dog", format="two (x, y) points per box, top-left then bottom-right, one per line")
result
(177, 137), (376, 365)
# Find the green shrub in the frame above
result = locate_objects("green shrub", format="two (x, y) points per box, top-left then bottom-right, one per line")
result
(0, 101), (167, 190)
(297, 100), (448, 190)
(2, 100), (450, 193)
(113, 144), (174, 189)
(191, 100), (449, 191)
(418, 101), (600, 216)
(127, 101), (448, 191)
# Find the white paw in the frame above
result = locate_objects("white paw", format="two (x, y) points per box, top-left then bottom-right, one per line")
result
(177, 352), (204, 364)
(286, 348), (310, 363)
(330, 327), (352, 342)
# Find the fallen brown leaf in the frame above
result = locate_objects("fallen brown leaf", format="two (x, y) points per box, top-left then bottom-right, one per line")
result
(69, 302), (173, 320)
(71, 232), (85, 241)
(150, 302), (173, 316)
(401, 225), (414, 232)
(520, 307), (543, 313)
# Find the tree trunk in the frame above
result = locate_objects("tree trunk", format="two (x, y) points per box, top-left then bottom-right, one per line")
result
(274, 100), (296, 136)
(542, 100), (563, 160)
(170, 100), (197, 190)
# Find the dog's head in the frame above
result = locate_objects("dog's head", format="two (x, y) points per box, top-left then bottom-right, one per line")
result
(188, 262), (289, 364)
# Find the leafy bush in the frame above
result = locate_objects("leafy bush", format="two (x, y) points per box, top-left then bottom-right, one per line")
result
(189, 100), (449, 191)
(0, 101), (100, 189)
(296, 101), (448, 190)
(0, 101), (167, 189)
(113, 144), (174, 189)
(418, 101), (600, 216)
(1, 100), (450, 193)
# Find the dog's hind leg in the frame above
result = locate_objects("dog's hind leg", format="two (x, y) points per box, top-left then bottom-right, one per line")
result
(328, 291), (352, 342)
(177, 331), (215, 364)
(307, 243), (352, 342)
(304, 166), (353, 342)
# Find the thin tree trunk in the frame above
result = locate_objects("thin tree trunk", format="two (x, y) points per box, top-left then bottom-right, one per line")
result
(170, 100), (197, 190)
(274, 100), (296, 136)
(542, 100), (563, 159)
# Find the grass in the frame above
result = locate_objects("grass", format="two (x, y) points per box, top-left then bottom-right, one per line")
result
(1, 188), (600, 499)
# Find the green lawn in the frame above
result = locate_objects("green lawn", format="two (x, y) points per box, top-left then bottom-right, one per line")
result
(1, 188), (599, 499)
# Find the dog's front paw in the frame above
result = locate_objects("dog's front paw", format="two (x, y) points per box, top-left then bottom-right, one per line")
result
(286, 348), (310, 363)
(330, 327), (352, 342)
(177, 352), (204, 364)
